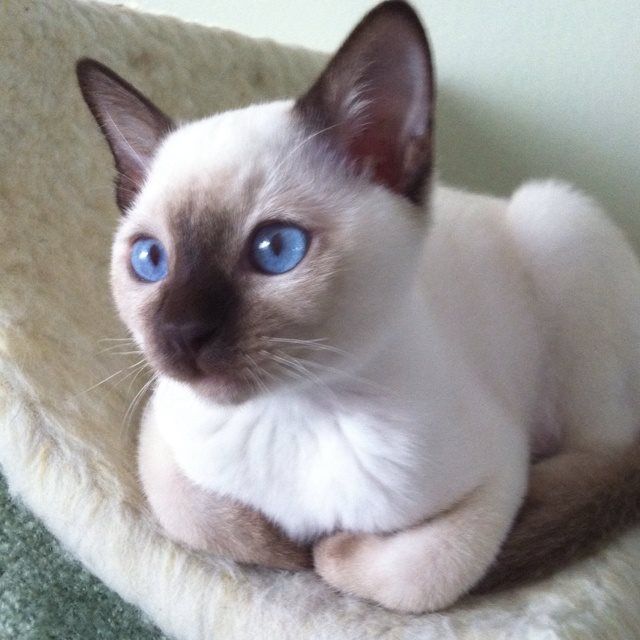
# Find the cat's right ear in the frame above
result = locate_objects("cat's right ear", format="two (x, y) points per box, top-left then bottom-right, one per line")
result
(76, 59), (174, 213)
(295, 1), (435, 206)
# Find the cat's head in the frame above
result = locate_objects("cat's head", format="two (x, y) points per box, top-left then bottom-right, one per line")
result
(77, 0), (435, 404)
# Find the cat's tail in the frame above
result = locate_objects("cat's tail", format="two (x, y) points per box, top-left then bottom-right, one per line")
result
(473, 442), (640, 593)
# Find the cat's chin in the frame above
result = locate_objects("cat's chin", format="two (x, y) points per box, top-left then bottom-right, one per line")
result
(183, 373), (258, 406)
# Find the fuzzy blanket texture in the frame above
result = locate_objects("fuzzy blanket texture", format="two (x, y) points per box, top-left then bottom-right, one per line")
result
(1, 1), (639, 638)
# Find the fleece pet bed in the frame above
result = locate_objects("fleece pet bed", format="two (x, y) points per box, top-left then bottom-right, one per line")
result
(0, 474), (165, 638)
(1, 1), (639, 638)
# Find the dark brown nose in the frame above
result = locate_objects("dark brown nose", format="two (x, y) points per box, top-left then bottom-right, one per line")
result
(161, 320), (220, 364)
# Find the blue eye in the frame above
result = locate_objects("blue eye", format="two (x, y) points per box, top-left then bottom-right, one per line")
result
(251, 224), (309, 275)
(130, 237), (168, 282)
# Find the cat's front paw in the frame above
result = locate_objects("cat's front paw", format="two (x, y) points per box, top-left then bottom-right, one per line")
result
(313, 531), (424, 612)
(313, 532), (371, 576)
(313, 531), (376, 595)
(313, 529), (467, 613)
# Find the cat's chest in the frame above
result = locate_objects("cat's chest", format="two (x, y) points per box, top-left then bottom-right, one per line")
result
(151, 379), (434, 541)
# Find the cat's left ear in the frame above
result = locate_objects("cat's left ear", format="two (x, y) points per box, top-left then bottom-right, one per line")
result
(76, 58), (174, 213)
(295, 0), (435, 205)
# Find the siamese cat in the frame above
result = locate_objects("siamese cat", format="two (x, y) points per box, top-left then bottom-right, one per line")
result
(77, 0), (640, 613)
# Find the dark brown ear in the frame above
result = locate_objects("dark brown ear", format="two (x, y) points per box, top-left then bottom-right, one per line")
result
(295, 1), (435, 205)
(76, 58), (174, 213)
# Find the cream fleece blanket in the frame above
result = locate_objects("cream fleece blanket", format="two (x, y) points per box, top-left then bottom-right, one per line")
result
(1, 1), (639, 638)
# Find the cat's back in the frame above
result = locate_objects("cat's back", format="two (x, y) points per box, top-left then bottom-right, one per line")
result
(428, 179), (640, 309)
(502, 180), (640, 449)
(425, 180), (640, 450)
(421, 183), (544, 423)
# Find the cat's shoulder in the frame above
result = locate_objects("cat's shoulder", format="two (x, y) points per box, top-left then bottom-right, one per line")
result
(431, 181), (507, 221)
(429, 179), (620, 254)
(432, 179), (609, 228)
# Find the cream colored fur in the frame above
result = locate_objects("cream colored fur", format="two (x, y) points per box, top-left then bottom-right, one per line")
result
(1, 1), (640, 638)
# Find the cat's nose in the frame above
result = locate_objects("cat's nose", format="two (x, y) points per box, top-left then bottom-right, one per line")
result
(161, 320), (219, 360)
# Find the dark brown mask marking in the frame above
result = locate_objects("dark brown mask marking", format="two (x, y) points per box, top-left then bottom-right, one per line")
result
(151, 216), (239, 379)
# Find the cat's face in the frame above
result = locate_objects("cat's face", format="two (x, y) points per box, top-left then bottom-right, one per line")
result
(78, 1), (435, 404)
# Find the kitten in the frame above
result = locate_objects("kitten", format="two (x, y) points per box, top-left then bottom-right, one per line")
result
(77, 0), (640, 612)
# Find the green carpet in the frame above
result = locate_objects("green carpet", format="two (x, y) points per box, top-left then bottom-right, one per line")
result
(0, 474), (168, 640)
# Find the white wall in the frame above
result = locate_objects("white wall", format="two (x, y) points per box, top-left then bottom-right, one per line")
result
(100, 0), (640, 244)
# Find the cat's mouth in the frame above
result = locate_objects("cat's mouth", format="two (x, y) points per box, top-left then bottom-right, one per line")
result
(149, 328), (331, 404)
(164, 363), (256, 404)
(153, 347), (266, 405)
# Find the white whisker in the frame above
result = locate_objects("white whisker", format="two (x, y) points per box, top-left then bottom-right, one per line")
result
(121, 373), (157, 441)
(266, 336), (352, 358)
(126, 361), (151, 394)
(269, 350), (339, 404)
(100, 349), (145, 356)
(78, 357), (147, 395)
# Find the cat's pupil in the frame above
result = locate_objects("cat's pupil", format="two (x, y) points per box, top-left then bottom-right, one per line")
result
(149, 243), (160, 266)
(270, 233), (283, 256)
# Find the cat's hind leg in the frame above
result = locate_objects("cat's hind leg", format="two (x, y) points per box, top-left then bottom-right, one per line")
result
(138, 406), (311, 570)
(313, 454), (528, 612)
